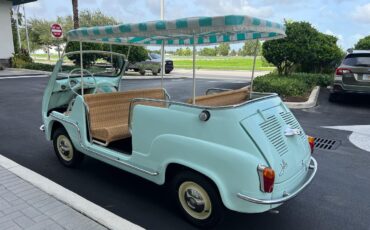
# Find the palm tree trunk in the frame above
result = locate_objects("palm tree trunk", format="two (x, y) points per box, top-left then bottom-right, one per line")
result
(71, 0), (79, 29)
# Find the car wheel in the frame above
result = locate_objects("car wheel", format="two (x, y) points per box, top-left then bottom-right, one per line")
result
(171, 170), (225, 228)
(165, 70), (171, 74)
(53, 127), (84, 168)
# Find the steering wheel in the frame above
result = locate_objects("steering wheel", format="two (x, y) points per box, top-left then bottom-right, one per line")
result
(93, 81), (118, 94)
(67, 68), (97, 95)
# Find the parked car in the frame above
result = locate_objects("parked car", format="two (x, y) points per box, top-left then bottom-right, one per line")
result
(41, 15), (317, 228)
(128, 53), (174, 75)
(329, 49), (370, 101)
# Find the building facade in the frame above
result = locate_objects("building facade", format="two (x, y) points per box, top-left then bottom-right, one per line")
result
(0, 0), (36, 67)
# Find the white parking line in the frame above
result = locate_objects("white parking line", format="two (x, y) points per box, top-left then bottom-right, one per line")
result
(0, 75), (48, 80)
(0, 155), (143, 230)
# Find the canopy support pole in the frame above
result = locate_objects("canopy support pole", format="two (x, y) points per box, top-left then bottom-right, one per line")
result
(109, 44), (113, 65)
(80, 41), (84, 97)
(192, 36), (196, 105)
(160, 0), (165, 89)
(160, 42), (165, 89)
(250, 39), (259, 98)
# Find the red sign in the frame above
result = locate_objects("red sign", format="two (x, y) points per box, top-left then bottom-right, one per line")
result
(51, 24), (63, 38)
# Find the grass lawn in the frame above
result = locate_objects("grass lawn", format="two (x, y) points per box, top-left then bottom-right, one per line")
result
(31, 54), (275, 71)
(170, 56), (275, 71)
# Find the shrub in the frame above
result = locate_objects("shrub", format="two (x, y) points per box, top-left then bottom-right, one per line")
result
(253, 72), (332, 98)
(11, 48), (33, 68)
(12, 61), (56, 72)
(22, 62), (55, 72)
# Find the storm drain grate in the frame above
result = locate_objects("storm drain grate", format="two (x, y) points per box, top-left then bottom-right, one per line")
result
(314, 137), (341, 150)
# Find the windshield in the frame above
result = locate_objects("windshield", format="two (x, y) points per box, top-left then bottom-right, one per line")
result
(150, 53), (161, 59)
(57, 52), (125, 79)
(343, 53), (370, 67)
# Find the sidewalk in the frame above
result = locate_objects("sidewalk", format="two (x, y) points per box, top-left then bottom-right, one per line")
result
(0, 155), (142, 230)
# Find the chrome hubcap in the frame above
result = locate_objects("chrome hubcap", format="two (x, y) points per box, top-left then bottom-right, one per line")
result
(57, 135), (73, 161)
(178, 181), (212, 220)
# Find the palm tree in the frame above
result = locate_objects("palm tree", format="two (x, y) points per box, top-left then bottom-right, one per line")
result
(71, 0), (79, 29)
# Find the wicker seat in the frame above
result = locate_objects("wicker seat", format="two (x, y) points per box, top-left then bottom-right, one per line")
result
(187, 88), (249, 106)
(84, 88), (166, 145)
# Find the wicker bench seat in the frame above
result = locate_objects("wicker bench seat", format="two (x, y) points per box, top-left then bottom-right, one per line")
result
(187, 88), (250, 106)
(84, 88), (166, 145)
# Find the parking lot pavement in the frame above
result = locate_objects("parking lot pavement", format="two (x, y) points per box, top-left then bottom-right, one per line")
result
(0, 76), (369, 230)
(0, 164), (108, 230)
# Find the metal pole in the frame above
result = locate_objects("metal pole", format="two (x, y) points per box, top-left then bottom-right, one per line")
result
(250, 39), (259, 98)
(160, 0), (164, 19)
(109, 44), (113, 65)
(192, 35), (196, 105)
(23, 5), (30, 54)
(160, 42), (165, 88)
(15, 6), (22, 51)
(160, 0), (165, 88)
(80, 41), (84, 97)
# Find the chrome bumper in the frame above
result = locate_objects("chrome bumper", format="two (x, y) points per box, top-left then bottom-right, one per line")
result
(237, 157), (317, 205)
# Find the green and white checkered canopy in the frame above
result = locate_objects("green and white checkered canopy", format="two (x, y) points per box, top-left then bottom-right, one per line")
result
(67, 15), (285, 46)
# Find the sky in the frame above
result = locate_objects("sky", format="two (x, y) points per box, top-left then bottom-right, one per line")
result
(24, 0), (370, 50)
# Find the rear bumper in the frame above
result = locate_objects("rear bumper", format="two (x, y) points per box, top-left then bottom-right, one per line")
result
(332, 83), (370, 95)
(237, 157), (317, 205)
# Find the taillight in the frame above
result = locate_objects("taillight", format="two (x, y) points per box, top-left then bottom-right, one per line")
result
(257, 165), (275, 193)
(335, 68), (351, 75)
(308, 136), (315, 153)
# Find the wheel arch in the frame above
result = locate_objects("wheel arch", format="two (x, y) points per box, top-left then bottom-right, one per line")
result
(164, 162), (224, 204)
(48, 120), (65, 140)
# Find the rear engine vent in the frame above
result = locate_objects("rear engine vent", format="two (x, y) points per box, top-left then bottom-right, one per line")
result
(260, 115), (289, 156)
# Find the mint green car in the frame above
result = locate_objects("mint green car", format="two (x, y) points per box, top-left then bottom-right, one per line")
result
(41, 15), (317, 228)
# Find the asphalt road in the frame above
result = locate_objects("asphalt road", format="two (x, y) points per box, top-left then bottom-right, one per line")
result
(0, 75), (370, 230)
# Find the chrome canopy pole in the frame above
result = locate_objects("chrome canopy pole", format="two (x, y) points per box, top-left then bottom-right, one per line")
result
(250, 39), (259, 97)
(160, 41), (165, 88)
(160, 0), (165, 89)
(109, 44), (113, 65)
(192, 35), (196, 105)
(80, 41), (84, 97)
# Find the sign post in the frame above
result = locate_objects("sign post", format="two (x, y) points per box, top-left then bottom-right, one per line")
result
(51, 23), (63, 59)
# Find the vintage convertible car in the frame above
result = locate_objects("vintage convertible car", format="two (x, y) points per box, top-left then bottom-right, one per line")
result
(40, 15), (317, 228)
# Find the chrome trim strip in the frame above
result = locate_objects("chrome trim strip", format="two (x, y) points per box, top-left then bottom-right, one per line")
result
(128, 92), (278, 133)
(205, 88), (232, 95)
(237, 157), (317, 205)
(92, 139), (108, 147)
(49, 113), (159, 176)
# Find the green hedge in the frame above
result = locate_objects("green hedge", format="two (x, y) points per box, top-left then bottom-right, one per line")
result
(253, 73), (332, 98)
(20, 62), (56, 72)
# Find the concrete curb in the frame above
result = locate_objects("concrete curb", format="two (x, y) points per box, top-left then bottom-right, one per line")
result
(0, 155), (143, 230)
(285, 86), (320, 109)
